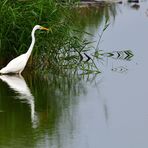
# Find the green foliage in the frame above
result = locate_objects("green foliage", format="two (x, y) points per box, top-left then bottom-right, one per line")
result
(0, 0), (70, 56)
(0, 0), (102, 74)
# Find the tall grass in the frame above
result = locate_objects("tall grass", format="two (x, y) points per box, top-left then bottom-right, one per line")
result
(0, 0), (108, 74)
(0, 0), (69, 55)
(0, 0), (97, 73)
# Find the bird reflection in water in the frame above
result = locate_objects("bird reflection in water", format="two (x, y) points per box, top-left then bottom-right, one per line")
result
(0, 75), (38, 128)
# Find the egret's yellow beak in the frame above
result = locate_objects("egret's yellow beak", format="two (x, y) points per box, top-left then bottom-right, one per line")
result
(40, 26), (49, 31)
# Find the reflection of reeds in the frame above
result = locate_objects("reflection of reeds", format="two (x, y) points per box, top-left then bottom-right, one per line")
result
(102, 50), (134, 61)
(72, 3), (118, 34)
(24, 71), (89, 135)
(0, 66), (95, 147)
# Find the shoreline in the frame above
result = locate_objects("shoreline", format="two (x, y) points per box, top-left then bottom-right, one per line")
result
(77, 0), (139, 7)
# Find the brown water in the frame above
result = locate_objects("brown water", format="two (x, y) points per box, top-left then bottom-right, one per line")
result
(0, 1), (148, 148)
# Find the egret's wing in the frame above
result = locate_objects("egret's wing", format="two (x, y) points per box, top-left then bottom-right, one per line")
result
(1, 54), (27, 73)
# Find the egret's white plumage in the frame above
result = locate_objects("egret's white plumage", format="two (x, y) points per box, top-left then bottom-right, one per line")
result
(0, 25), (48, 74)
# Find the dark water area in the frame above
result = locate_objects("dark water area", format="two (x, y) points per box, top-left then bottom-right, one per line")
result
(0, 1), (148, 148)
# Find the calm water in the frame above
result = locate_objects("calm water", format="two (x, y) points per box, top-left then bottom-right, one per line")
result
(1, 1), (148, 148)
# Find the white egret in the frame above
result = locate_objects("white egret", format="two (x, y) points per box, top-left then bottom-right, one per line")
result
(0, 25), (49, 74)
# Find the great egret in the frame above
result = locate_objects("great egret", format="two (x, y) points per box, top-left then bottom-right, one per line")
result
(0, 25), (49, 74)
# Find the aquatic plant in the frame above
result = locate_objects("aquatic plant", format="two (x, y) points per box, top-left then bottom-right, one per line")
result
(0, 0), (103, 74)
(0, 0), (69, 55)
(0, 0), (121, 75)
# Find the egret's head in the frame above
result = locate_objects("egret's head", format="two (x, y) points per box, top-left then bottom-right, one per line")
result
(34, 25), (49, 31)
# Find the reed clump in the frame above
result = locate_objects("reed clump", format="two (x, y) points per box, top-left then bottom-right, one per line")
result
(0, 0), (81, 66)
(0, 0), (104, 74)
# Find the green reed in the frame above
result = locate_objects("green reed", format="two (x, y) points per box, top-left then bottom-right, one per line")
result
(0, 0), (112, 74)
(0, 0), (71, 55)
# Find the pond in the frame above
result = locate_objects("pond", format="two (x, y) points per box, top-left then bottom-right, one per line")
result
(0, 1), (148, 148)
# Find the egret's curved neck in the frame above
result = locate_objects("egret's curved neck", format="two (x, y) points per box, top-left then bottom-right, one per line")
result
(26, 28), (36, 57)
